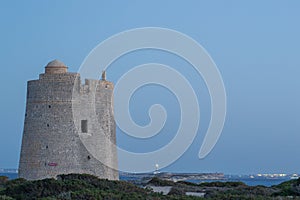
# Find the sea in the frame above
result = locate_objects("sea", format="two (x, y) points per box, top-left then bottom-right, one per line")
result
(1, 173), (291, 187)
(186, 177), (291, 187)
(0, 173), (18, 180)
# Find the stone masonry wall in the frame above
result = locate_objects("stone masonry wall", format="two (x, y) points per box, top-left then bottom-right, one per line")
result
(19, 71), (118, 180)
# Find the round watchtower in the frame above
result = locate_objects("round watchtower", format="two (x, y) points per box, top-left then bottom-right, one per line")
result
(19, 60), (118, 180)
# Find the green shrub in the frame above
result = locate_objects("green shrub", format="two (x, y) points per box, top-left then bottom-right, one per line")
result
(0, 195), (14, 200)
(148, 177), (175, 186)
(0, 177), (8, 186)
(199, 181), (246, 187)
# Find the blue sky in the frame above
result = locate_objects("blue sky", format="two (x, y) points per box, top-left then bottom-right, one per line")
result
(0, 1), (300, 174)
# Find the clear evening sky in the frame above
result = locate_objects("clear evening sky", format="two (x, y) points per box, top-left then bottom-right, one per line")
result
(0, 1), (299, 174)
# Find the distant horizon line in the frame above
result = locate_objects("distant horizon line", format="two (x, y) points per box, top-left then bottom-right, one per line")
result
(0, 168), (299, 176)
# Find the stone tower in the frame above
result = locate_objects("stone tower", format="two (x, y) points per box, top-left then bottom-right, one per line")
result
(19, 60), (118, 180)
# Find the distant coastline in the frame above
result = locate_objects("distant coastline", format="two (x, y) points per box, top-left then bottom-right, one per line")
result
(1, 169), (298, 187)
(0, 169), (18, 173)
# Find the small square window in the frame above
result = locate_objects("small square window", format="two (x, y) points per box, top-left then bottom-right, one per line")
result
(81, 120), (88, 133)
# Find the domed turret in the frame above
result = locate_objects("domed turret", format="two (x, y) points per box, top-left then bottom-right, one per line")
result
(45, 59), (68, 74)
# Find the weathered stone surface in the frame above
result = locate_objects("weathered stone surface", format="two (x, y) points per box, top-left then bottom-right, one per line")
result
(19, 60), (118, 180)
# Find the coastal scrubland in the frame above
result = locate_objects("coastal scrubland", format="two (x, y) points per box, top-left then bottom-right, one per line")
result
(1, 174), (300, 199)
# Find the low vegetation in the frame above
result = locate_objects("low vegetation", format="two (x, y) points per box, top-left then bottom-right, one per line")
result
(0, 174), (300, 199)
